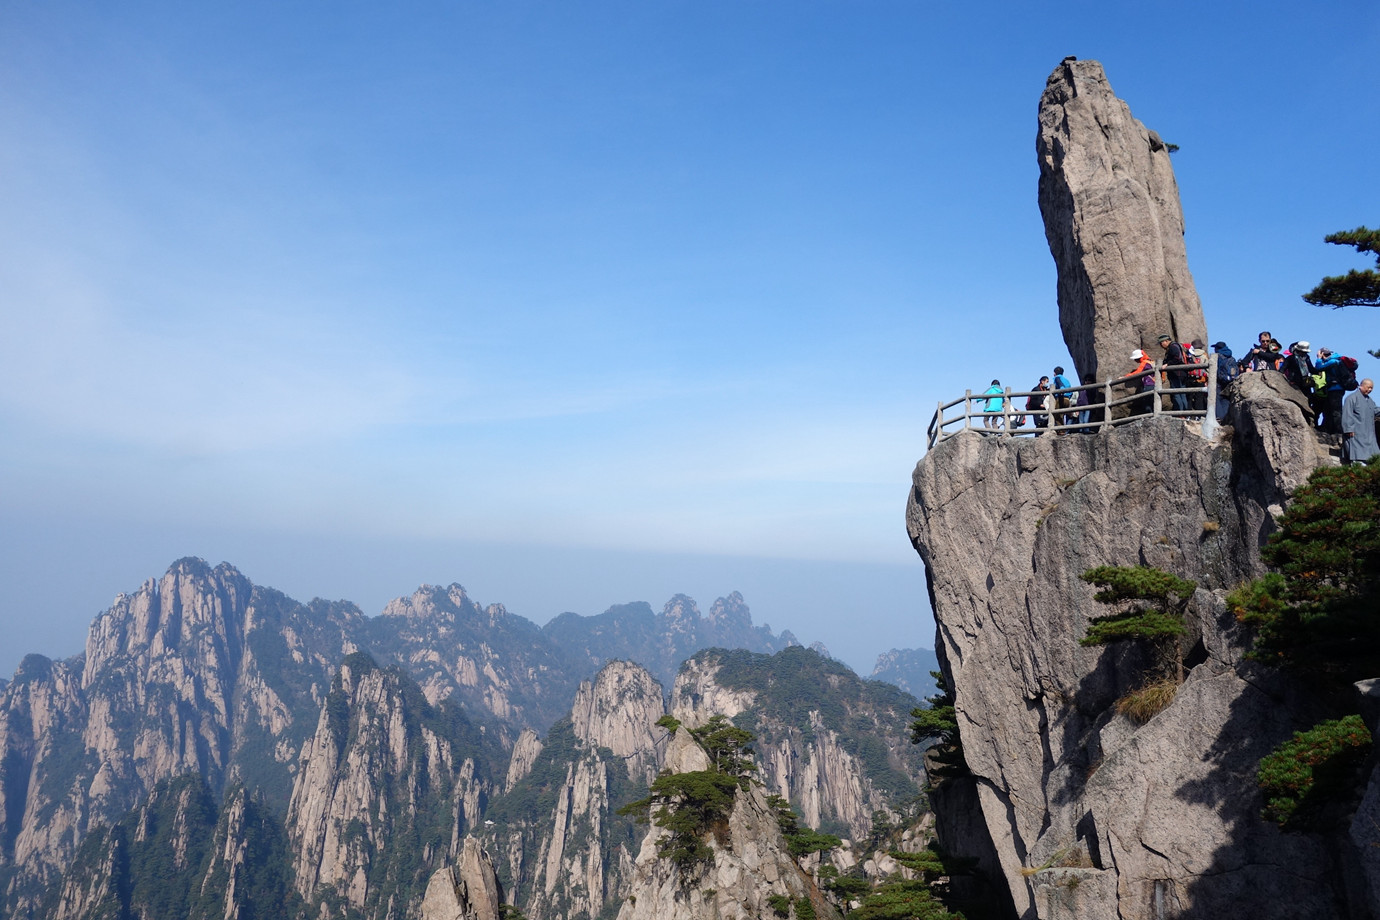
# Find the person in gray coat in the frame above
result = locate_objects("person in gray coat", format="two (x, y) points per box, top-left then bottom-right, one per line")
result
(1342, 378), (1378, 463)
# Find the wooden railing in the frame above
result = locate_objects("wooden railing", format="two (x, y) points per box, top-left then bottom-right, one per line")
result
(926, 354), (1219, 449)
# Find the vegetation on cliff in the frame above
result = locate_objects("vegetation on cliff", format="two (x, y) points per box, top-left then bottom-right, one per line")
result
(1256, 715), (1373, 830)
(1229, 459), (1380, 828)
(1078, 565), (1196, 722)
(618, 716), (758, 873)
(700, 646), (925, 802)
(1230, 460), (1380, 686)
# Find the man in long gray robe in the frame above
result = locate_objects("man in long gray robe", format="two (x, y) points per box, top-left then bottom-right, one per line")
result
(1342, 378), (1378, 463)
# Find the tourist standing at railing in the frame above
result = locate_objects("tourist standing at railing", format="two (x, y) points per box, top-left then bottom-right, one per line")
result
(1075, 374), (1097, 432)
(1129, 349), (1155, 416)
(1188, 340), (1209, 410)
(1027, 377), (1052, 434)
(1343, 379), (1378, 463)
(1157, 335), (1191, 412)
(982, 380), (1005, 430)
(1212, 342), (1238, 421)
(1052, 366), (1073, 430)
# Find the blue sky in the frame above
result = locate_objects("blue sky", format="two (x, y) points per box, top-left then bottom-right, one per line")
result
(2, 1), (1377, 679)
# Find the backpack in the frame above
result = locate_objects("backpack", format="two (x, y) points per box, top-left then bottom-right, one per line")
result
(1216, 353), (1238, 385)
(1179, 343), (1208, 385)
(1337, 356), (1359, 391)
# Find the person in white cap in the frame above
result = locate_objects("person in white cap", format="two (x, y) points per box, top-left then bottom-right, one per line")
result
(1129, 348), (1155, 416)
(1282, 340), (1315, 401)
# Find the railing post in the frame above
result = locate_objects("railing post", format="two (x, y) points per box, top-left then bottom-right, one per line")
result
(1103, 379), (1112, 430)
(1202, 352), (1219, 439)
(1152, 363), (1162, 416)
(1004, 388), (1012, 435)
(964, 390), (972, 431)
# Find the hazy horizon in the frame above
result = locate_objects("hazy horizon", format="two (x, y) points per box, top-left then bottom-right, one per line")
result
(2, 2), (1377, 683)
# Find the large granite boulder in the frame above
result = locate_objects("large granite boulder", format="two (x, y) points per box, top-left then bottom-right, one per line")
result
(1037, 58), (1208, 381)
(907, 386), (1353, 918)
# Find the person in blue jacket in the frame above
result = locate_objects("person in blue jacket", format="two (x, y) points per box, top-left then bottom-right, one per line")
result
(982, 380), (1005, 430)
(1312, 347), (1345, 434)
(1052, 366), (1074, 430)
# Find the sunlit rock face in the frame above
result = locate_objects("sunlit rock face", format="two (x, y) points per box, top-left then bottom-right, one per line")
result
(906, 386), (1357, 918)
(614, 727), (840, 920)
(1037, 58), (1207, 381)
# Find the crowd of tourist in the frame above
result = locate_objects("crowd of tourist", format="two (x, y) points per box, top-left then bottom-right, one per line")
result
(973, 328), (1378, 463)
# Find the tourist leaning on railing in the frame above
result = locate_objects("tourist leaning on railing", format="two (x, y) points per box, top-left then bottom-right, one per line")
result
(982, 380), (1004, 430)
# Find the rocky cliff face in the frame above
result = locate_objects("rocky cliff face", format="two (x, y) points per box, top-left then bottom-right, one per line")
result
(419, 838), (504, 920)
(0, 559), (360, 916)
(2, 562), (866, 920)
(1037, 58), (1207, 380)
(615, 727), (840, 920)
(482, 661), (665, 920)
(907, 394), (1353, 917)
(285, 653), (494, 920)
(48, 774), (303, 920)
(369, 585), (576, 734)
(671, 647), (928, 841)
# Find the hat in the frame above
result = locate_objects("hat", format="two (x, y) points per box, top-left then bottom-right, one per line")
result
(1157, 334), (1172, 343)
(1211, 341), (1228, 350)
(1131, 349), (1146, 360)
(1318, 346), (1332, 357)
(1295, 340), (1311, 351)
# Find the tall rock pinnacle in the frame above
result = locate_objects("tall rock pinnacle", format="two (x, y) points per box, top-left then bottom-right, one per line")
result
(1037, 58), (1207, 380)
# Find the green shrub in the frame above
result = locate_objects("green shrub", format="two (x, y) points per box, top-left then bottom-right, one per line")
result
(1257, 715), (1372, 829)
(1231, 461), (1380, 685)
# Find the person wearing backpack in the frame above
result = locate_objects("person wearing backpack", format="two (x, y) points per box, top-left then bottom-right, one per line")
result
(1212, 342), (1238, 421)
(1026, 376), (1052, 434)
(1128, 349), (1156, 417)
(1052, 366), (1073, 430)
(1243, 331), (1282, 372)
(1157, 335), (1191, 412)
(1281, 342), (1316, 400)
(1313, 348), (1348, 434)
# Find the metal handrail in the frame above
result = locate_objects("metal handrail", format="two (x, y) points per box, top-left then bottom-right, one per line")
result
(927, 354), (1219, 449)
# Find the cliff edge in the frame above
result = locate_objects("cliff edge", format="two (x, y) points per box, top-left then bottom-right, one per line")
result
(906, 387), (1361, 918)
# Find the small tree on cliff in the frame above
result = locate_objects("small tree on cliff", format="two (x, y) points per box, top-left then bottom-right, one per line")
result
(1302, 226), (1380, 309)
(1080, 565), (1195, 681)
(910, 670), (967, 778)
(616, 715), (758, 874)
(1080, 566), (1195, 721)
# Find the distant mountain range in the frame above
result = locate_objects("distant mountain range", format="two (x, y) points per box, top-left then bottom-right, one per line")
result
(0, 558), (937, 920)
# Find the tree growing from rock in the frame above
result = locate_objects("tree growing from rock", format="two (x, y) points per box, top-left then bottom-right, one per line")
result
(1302, 226), (1380, 309)
(616, 715), (758, 873)
(1079, 566), (1195, 721)
(910, 671), (966, 778)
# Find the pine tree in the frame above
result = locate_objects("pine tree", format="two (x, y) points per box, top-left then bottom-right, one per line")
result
(1302, 226), (1380, 309)
(1229, 459), (1380, 686)
(1079, 565), (1195, 684)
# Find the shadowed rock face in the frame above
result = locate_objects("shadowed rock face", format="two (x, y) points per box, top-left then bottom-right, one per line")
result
(1037, 58), (1208, 380)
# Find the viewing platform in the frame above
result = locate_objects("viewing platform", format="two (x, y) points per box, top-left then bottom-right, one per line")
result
(926, 354), (1221, 449)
